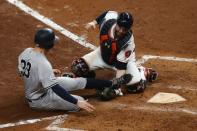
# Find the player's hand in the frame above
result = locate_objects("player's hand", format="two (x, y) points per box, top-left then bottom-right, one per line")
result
(77, 100), (95, 112)
(53, 69), (61, 75)
(85, 20), (97, 30)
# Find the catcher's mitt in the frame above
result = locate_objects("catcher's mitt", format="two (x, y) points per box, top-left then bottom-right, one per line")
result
(96, 88), (116, 101)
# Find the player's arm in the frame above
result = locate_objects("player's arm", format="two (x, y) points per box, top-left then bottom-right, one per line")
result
(95, 11), (108, 25)
(38, 61), (95, 112)
(51, 84), (77, 104)
(85, 11), (109, 29)
(116, 33), (136, 67)
(51, 84), (95, 112)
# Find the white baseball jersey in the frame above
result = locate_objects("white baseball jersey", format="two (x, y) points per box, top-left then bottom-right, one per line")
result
(18, 48), (86, 111)
(18, 48), (58, 100)
(83, 11), (145, 85)
(102, 11), (136, 63)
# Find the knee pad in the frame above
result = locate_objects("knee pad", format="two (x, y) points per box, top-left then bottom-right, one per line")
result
(71, 58), (96, 78)
(145, 68), (158, 82)
(138, 66), (158, 82)
(127, 80), (147, 93)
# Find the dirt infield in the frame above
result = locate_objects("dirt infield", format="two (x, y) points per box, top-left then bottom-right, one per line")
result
(0, 0), (197, 130)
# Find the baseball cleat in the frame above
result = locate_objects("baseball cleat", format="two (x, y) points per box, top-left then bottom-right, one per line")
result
(112, 74), (132, 89)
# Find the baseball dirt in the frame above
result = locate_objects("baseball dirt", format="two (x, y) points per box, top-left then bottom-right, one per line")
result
(0, 0), (197, 130)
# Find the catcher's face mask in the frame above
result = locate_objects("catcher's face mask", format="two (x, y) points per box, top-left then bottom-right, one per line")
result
(115, 24), (129, 38)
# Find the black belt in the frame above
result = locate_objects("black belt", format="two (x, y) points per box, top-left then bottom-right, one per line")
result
(26, 93), (47, 102)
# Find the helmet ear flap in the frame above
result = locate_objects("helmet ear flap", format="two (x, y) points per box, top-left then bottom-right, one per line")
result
(39, 41), (54, 49)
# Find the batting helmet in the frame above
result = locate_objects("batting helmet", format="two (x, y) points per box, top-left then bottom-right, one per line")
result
(34, 28), (59, 49)
(117, 12), (133, 30)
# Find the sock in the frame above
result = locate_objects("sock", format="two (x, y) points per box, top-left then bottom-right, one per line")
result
(85, 78), (112, 90)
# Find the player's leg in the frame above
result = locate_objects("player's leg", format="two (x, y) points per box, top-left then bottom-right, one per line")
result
(85, 74), (132, 101)
(57, 73), (132, 92)
(56, 77), (87, 91)
(125, 61), (143, 84)
(125, 61), (147, 93)
(28, 89), (84, 111)
(82, 47), (112, 70)
(113, 63), (142, 95)
(113, 70), (129, 96)
(71, 47), (113, 78)
(138, 66), (158, 83)
(125, 62), (158, 93)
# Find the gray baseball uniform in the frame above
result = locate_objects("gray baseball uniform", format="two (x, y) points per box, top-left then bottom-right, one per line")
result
(18, 48), (86, 111)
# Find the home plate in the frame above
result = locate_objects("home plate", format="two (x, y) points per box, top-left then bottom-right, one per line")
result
(147, 92), (186, 104)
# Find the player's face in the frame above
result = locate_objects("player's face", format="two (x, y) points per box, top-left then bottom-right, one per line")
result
(115, 24), (129, 38)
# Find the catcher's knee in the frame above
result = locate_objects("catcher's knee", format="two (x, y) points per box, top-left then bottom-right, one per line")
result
(127, 80), (147, 93)
(71, 58), (96, 78)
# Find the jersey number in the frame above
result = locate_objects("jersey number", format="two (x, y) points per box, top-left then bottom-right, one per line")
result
(21, 59), (31, 78)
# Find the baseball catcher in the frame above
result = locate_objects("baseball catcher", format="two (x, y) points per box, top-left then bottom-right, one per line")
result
(71, 11), (158, 95)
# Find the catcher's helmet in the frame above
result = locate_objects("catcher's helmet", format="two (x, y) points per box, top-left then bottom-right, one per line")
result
(34, 28), (59, 49)
(117, 12), (133, 30)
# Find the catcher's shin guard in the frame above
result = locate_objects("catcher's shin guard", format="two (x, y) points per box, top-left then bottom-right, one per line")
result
(111, 74), (132, 89)
(96, 74), (132, 101)
(127, 80), (147, 93)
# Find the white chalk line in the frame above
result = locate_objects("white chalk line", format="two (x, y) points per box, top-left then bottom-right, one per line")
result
(0, 115), (67, 129)
(131, 105), (197, 115)
(168, 85), (197, 91)
(0, 114), (83, 131)
(4, 0), (197, 130)
(112, 103), (197, 115)
(137, 55), (197, 64)
(6, 0), (97, 50)
(46, 115), (84, 131)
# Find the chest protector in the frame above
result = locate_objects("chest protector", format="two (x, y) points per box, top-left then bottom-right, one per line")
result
(100, 19), (132, 65)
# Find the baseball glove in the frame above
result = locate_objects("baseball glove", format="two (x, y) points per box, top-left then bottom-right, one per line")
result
(96, 88), (116, 101)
